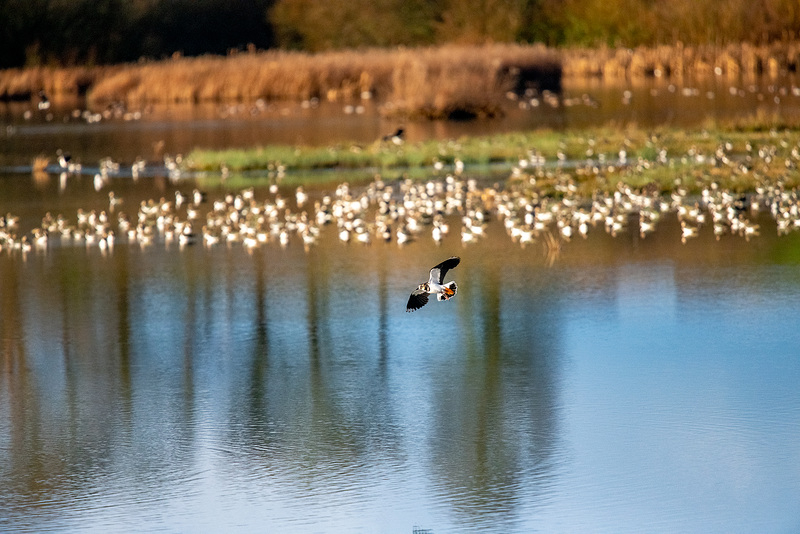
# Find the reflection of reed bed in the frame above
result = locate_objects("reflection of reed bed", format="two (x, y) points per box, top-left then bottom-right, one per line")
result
(0, 45), (560, 119)
(562, 42), (800, 79)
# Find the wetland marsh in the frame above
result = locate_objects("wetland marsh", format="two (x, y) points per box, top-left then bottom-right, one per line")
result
(2, 71), (800, 533)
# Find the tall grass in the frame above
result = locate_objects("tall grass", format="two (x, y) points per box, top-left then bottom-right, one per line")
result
(4, 41), (800, 116)
(562, 41), (800, 79)
(87, 45), (560, 119)
(387, 44), (559, 119)
(0, 45), (560, 119)
(0, 65), (107, 100)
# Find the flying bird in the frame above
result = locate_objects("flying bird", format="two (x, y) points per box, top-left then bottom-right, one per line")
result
(406, 256), (460, 312)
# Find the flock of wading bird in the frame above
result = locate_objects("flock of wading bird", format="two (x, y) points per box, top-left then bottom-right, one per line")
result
(5, 133), (800, 258)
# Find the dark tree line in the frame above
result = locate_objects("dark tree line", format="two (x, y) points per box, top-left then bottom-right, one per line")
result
(0, 0), (275, 68)
(3, 0), (800, 69)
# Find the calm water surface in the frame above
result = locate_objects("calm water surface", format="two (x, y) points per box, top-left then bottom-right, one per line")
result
(1, 173), (800, 533)
(5, 74), (800, 168)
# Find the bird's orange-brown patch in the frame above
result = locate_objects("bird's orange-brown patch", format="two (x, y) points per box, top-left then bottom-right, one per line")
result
(443, 286), (455, 297)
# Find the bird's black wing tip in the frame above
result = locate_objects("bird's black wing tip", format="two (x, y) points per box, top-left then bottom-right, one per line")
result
(431, 256), (461, 283)
(406, 291), (428, 312)
(441, 256), (461, 268)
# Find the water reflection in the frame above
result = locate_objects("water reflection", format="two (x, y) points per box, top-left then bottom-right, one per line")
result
(427, 258), (562, 532)
(2, 183), (800, 532)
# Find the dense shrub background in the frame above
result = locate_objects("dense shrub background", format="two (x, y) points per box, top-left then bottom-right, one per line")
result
(3, 0), (800, 68)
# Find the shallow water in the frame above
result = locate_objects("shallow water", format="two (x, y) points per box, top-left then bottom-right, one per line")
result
(1, 173), (800, 533)
(4, 74), (800, 169)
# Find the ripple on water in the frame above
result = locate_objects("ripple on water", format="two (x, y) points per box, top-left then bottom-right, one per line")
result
(1, 459), (210, 532)
(187, 413), (440, 530)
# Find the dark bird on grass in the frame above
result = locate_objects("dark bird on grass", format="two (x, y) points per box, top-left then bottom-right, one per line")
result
(406, 256), (460, 312)
(382, 128), (405, 145)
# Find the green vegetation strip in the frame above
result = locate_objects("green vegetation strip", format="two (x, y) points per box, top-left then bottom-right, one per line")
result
(187, 125), (800, 174)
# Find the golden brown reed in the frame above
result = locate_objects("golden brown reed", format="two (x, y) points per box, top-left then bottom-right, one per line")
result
(387, 44), (559, 119)
(562, 41), (800, 80)
(87, 45), (560, 119)
(4, 42), (800, 118)
(0, 45), (559, 119)
(0, 65), (110, 100)
(90, 49), (397, 104)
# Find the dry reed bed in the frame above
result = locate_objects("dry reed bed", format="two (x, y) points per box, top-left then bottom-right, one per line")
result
(0, 45), (559, 119)
(4, 42), (800, 118)
(563, 42), (800, 80)
(0, 65), (110, 100)
(87, 45), (560, 119)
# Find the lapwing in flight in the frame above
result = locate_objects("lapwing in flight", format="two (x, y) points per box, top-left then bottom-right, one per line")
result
(406, 256), (460, 312)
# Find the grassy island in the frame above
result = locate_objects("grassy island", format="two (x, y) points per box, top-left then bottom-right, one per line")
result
(185, 123), (800, 195)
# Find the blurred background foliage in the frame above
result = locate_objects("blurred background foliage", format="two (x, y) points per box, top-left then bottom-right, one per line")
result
(3, 0), (800, 68)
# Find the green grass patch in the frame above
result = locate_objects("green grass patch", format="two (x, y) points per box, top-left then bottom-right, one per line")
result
(186, 126), (800, 173)
(186, 129), (576, 172)
(184, 125), (800, 195)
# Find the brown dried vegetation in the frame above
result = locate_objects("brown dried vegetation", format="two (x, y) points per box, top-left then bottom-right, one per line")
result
(1, 45), (560, 120)
(563, 41), (800, 80)
(4, 41), (800, 119)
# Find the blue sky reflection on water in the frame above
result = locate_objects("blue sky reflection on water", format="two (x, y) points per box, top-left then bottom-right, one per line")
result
(554, 260), (800, 534)
(2, 226), (800, 533)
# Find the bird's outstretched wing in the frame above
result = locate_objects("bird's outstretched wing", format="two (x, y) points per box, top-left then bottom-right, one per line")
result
(406, 289), (429, 312)
(429, 256), (461, 284)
